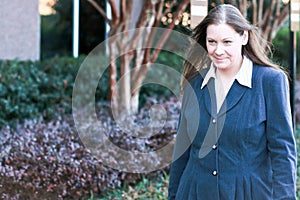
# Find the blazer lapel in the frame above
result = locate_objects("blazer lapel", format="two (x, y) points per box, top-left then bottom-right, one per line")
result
(203, 79), (217, 116)
(218, 80), (248, 116)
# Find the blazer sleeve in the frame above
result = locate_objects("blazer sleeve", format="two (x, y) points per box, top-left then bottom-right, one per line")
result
(168, 89), (192, 200)
(265, 71), (297, 199)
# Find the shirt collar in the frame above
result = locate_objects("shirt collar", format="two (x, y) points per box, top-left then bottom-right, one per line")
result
(201, 63), (216, 89)
(201, 56), (253, 89)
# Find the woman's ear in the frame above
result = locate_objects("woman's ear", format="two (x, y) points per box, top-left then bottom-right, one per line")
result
(242, 31), (249, 45)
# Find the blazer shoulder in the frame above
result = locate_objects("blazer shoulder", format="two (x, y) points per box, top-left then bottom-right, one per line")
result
(253, 64), (288, 91)
(253, 65), (285, 79)
(253, 64), (287, 83)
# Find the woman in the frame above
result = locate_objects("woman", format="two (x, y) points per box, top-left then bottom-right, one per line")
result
(168, 4), (297, 200)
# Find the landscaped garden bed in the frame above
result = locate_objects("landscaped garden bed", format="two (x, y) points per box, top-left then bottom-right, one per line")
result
(0, 97), (180, 199)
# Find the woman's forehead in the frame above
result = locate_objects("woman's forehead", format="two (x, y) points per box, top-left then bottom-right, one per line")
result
(206, 24), (239, 37)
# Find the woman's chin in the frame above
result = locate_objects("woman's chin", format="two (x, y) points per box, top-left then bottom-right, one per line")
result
(215, 64), (229, 70)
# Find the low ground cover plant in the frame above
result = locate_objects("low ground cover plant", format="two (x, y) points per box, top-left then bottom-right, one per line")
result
(0, 97), (180, 199)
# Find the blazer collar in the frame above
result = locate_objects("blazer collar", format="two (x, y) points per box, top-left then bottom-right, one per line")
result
(204, 78), (248, 116)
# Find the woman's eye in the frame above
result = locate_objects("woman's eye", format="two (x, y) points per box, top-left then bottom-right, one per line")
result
(224, 40), (232, 44)
(207, 40), (215, 44)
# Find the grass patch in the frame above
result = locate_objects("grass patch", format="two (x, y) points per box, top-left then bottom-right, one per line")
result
(88, 174), (169, 200)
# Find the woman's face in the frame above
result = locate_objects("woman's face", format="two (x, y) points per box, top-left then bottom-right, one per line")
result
(206, 23), (248, 72)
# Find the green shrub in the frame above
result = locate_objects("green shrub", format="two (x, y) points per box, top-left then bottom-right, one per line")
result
(0, 52), (184, 127)
(272, 27), (300, 72)
(0, 56), (84, 126)
(139, 51), (184, 105)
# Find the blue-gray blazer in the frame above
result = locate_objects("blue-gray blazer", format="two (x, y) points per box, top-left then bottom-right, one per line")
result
(168, 64), (297, 199)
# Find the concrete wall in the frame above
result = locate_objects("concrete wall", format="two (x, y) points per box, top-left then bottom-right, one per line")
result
(0, 0), (40, 61)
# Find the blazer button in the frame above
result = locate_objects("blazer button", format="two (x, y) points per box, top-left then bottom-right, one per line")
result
(212, 170), (218, 176)
(212, 144), (217, 150)
(212, 118), (216, 124)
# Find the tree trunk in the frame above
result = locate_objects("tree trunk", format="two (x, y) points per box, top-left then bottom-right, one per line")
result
(120, 53), (131, 112)
(130, 89), (140, 113)
(108, 40), (119, 113)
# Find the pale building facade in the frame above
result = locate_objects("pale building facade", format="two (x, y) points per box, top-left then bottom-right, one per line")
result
(0, 0), (40, 61)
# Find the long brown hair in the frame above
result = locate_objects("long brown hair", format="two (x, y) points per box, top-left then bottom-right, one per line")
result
(182, 4), (283, 90)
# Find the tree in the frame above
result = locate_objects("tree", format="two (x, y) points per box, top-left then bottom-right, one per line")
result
(86, 0), (289, 114)
(85, 0), (190, 114)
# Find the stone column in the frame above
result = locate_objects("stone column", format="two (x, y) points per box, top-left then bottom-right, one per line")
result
(0, 0), (40, 61)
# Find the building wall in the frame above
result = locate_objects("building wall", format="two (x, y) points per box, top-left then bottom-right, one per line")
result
(0, 0), (40, 61)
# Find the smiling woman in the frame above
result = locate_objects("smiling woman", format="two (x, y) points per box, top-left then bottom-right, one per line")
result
(39, 0), (56, 15)
(168, 4), (297, 200)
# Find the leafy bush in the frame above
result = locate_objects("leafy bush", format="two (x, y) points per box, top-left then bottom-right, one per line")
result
(139, 51), (184, 105)
(0, 56), (84, 126)
(272, 27), (300, 72)
(0, 52), (184, 127)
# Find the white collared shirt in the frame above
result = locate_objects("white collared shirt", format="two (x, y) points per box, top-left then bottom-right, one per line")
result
(201, 56), (253, 112)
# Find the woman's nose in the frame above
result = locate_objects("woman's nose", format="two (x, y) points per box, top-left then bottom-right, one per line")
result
(215, 44), (224, 55)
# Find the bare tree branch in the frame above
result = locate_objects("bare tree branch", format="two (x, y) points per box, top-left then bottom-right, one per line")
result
(276, 4), (289, 27)
(258, 0), (264, 25)
(86, 0), (111, 24)
(121, 0), (126, 21)
(119, 0), (133, 43)
(133, 0), (190, 83)
(271, 0), (282, 32)
(141, 2), (161, 70)
(130, 1), (154, 81)
(252, 0), (257, 25)
(108, 0), (119, 19)
(261, 0), (276, 41)
(240, 0), (247, 18)
(156, 0), (165, 22)
(130, 1), (166, 92)
(271, 3), (289, 39)
(135, 1), (153, 28)
(150, 0), (190, 63)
